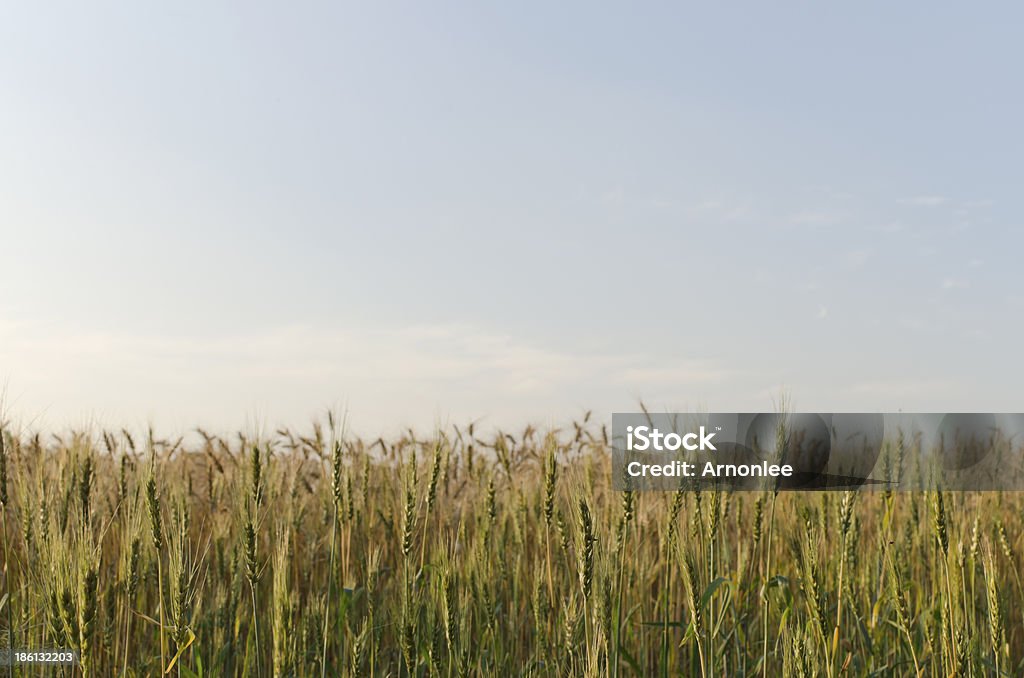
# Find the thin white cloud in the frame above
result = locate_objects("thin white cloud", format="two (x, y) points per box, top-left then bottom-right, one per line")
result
(899, 195), (948, 207)
(789, 210), (843, 227)
(873, 221), (906, 233)
(600, 185), (625, 206)
(941, 278), (970, 290)
(850, 378), (957, 400)
(844, 249), (870, 269)
(806, 185), (855, 200)
(0, 319), (743, 434)
(685, 199), (757, 223)
(615, 362), (739, 386)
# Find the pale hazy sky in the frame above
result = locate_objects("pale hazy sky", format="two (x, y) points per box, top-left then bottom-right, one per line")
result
(2, 3), (1022, 436)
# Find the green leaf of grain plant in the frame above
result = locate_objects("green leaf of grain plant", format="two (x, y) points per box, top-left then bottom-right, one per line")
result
(700, 577), (730, 609)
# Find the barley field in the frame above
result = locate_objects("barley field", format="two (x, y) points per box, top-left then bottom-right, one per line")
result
(0, 415), (1021, 677)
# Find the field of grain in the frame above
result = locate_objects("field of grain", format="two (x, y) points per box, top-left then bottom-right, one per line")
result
(0, 415), (1021, 676)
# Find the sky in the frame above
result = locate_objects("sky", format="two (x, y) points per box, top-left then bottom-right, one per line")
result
(2, 3), (1023, 436)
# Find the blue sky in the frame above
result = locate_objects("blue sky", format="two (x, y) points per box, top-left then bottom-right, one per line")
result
(2, 3), (1022, 435)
